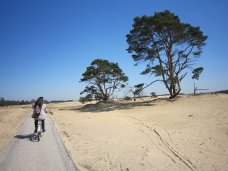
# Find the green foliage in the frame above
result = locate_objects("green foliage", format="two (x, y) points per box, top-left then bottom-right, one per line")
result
(78, 96), (91, 104)
(0, 97), (6, 106)
(133, 83), (144, 97)
(0, 98), (35, 106)
(214, 90), (228, 94)
(80, 59), (129, 102)
(124, 96), (132, 101)
(126, 10), (208, 99)
(20, 100), (25, 105)
(151, 92), (157, 97)
(192, 67), (204, 80)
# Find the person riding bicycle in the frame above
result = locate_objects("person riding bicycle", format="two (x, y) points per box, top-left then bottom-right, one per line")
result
(33, 97), (47, 133)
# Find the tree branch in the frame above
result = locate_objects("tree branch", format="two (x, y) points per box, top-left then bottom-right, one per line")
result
(142, 80), (163, 91)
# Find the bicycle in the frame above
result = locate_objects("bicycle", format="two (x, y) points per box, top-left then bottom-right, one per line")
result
(36, 120), (43, 141)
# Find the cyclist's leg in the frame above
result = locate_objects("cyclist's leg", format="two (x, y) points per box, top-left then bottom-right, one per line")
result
(34, 120), (38, 133)
(42, 120), (45, 131)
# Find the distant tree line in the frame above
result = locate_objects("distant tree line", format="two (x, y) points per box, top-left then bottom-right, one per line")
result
(0, 97), (32, 107)
(49, 100), (74, 103)
(0, 97), (75, 106)
(214, 90), (228, 94)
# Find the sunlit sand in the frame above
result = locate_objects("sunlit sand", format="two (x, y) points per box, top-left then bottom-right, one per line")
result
(1, 93), (228, 170)
(49, 93), (228, 171)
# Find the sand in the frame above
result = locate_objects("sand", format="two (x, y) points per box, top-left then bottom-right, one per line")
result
(1, 94), (228, 171)
(0, 105), (30, 155)
(48, 94), (228, 171)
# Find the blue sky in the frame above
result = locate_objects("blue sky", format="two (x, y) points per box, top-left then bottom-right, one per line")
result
(0, 0), (228, 101)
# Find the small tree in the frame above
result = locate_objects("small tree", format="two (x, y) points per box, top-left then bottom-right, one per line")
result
(124, 96), (132, 101)
(0, 97), (5, 106)
(133, 83), (144, 98)
(151, 92), (157, 97)
(20, 100), (25, 105)
(78, 97), (90, 104)
(80, 59), (128, 102)
(126, 10), (208, 99)
(123, 83), (144, 101)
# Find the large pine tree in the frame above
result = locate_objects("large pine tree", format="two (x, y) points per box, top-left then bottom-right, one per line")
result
(126, 10), (208, 98)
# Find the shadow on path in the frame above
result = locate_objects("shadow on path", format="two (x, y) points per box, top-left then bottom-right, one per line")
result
(14, 134), (39, 142)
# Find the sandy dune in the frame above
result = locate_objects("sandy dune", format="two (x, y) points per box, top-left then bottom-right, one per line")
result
(48, 94), (228, 171)
(1, 94), (228, 171)
(0, 106), (30, 155)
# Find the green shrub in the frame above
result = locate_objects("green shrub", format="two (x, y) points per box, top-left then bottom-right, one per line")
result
(124, 96), (132, 101)
(78, 97), (90, 104)
(151, 92), (157, 97)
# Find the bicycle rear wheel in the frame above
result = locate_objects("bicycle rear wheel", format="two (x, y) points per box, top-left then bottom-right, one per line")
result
(38, 133), (40, 141)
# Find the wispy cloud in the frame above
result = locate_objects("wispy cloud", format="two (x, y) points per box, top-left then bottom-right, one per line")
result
(117, 17), (124, 33)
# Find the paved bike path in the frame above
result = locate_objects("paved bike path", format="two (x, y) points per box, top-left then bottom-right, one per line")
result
(0, 114), (79, 171)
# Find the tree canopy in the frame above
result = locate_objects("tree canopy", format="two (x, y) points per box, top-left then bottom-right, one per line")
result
(80, 59), (128, 102)
(126, 10), (208, 98)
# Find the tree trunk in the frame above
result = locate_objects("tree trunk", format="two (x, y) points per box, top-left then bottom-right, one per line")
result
(168, 84), (180, 99)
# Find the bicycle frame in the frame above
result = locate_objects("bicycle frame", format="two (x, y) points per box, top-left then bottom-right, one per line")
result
(37, 120), (42, 141)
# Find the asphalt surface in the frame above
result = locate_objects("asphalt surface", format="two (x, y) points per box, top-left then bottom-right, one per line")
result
(0, 114), (79, 171)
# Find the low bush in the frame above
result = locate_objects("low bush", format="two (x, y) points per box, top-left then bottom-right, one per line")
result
(124, 96), (132, 101)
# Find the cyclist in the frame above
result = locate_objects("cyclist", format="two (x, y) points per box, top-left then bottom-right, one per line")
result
(33, 97), (47, 133)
